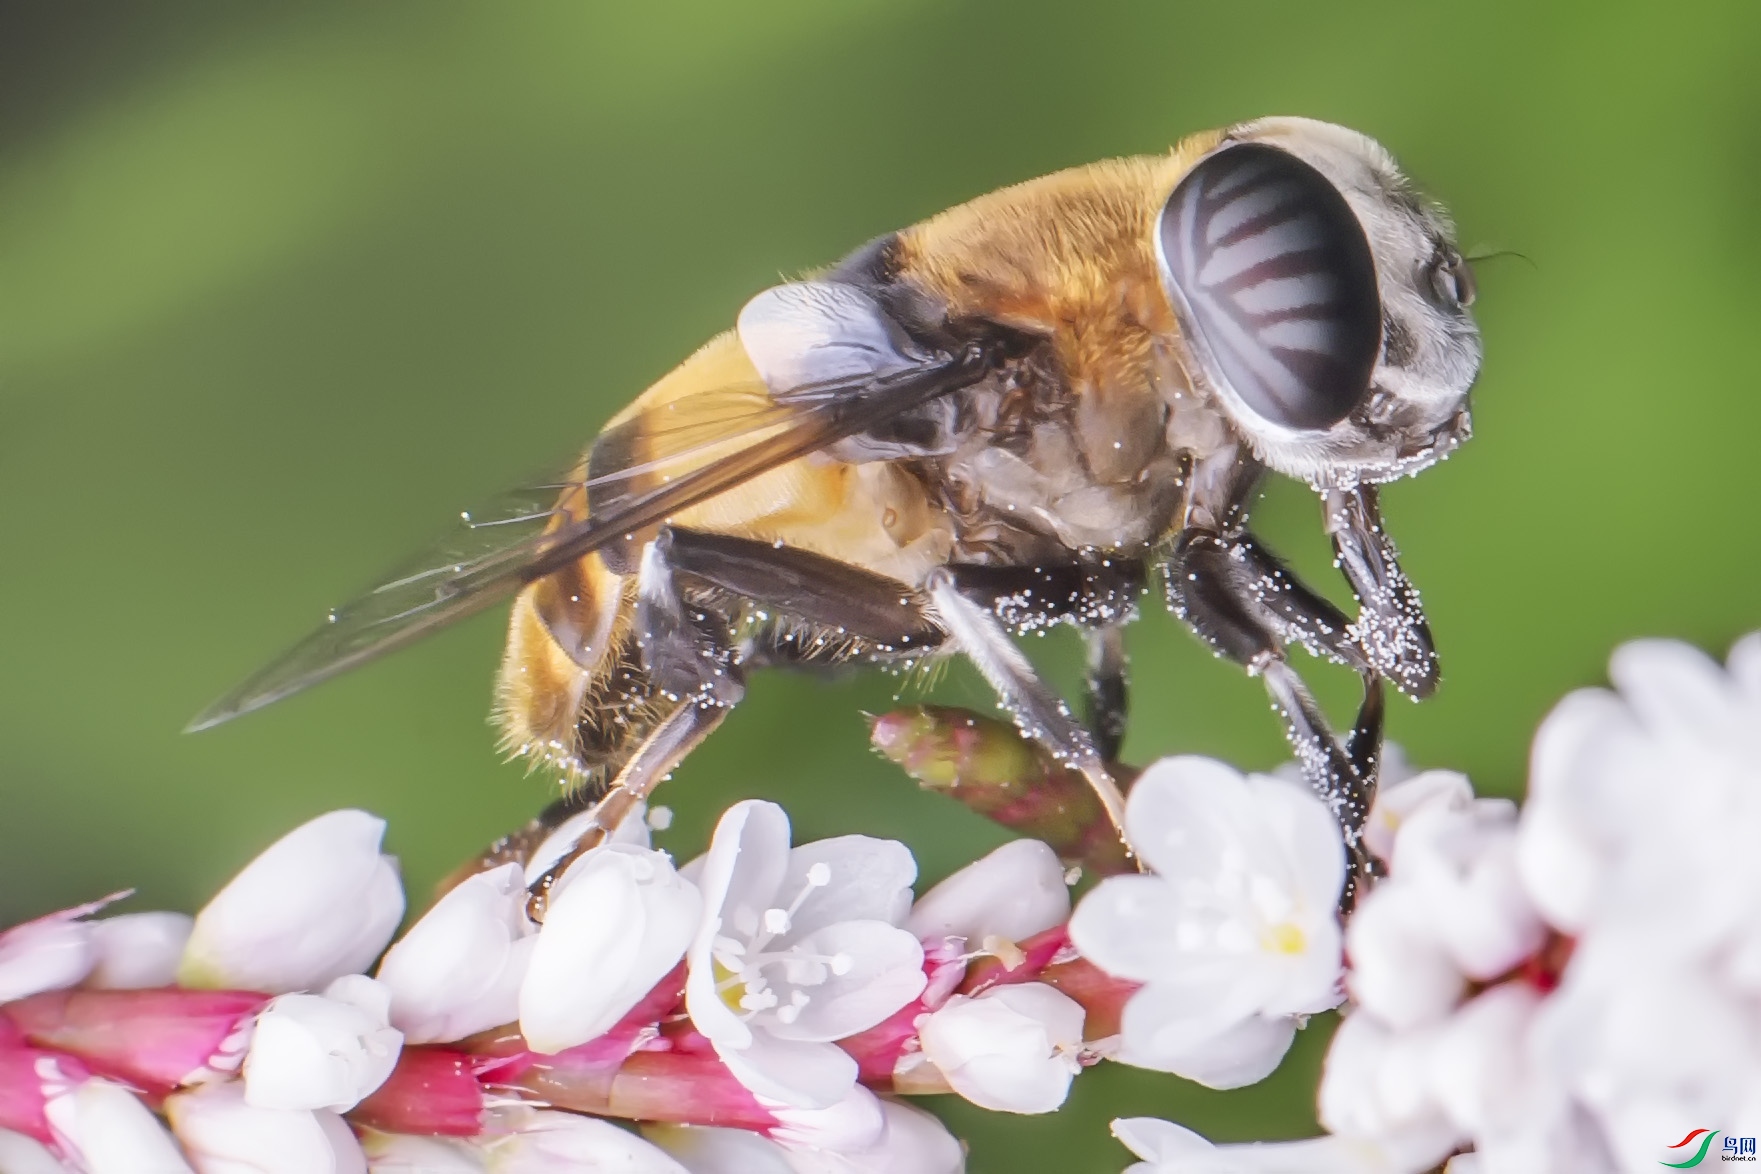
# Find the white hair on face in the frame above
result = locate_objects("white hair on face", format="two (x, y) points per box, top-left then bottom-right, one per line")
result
(1188, 117), (1482, 488)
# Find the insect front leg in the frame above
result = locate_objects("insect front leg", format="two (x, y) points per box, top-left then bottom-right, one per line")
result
(1162, 528), (1382, 896)
(1323, 484), (1439, 701)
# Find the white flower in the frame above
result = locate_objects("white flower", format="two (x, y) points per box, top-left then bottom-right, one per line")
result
(1344, 883), (1465, 1031)
(684, 802), (925, 1109)
(1068, 756), (1344, 1088)
(1316, 1011), (1461, 1169)
(519, 844), (700, 1054)
(244, 975), (403, 1113)
(1361, 770), (1471, 865)
(1520, 635), (1761, 950)
(42, 1079), (195, 1174)
(1111, 1116), (1414, 1173)
(166, 1082), (366, 1174)
(378, 863), (534, 1044)
(0, 1129), (72, 1174)
(484, 1111), (687, 1173)
(1348, 773), (1548, 1032)
(179, 810), (405, 994)
(904, 839), (1069, 949)
(359, 1132), (486, 1173)
(87, 913), (194, 990)
(1321, 635), (1761, 1173)
(917, 983), (1084, 1113)
(1390, 798), (1544, 981)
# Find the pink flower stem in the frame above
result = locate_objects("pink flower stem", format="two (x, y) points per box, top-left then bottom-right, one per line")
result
(513, 1048), (777, 1131)
(350, 1047), (487, 1136)
(0, 1042), (89, 1144)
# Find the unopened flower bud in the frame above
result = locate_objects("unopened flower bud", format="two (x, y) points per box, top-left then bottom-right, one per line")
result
(167, 1082), (366, 1174)
(179, 810), (404, 994)
(918, 982), (1085, 1113)
(244, 975), (403, 1113)
(519, 845), (700, 1055)
(377, 863), (533, 1045)
(870, 707), (1133, 876)
(86, 913), (194, 991)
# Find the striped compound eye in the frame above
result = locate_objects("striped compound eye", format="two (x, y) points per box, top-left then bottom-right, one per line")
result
(1156, 142), (1381, 431)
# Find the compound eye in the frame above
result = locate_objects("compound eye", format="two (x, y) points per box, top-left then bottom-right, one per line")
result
(1156, 142), (1382, 431)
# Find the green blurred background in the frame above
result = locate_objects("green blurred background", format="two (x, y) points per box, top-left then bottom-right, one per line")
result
(3, 1), (1759, 1167)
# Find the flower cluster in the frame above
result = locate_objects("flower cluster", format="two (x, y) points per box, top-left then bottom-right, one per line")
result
(7, 631), (1758, 1172)
(0, 786), (1150, 1169)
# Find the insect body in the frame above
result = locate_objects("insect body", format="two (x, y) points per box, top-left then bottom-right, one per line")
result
(192, 116), (1481, 883)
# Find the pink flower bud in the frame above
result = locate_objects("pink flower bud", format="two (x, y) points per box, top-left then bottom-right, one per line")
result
(1, 988), (263, 1092)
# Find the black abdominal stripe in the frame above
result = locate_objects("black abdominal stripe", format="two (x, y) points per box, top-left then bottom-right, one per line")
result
(1156, 142), (1381, 431)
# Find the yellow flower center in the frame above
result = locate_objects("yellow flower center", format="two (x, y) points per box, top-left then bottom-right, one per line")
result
(1262, 923), (1307, 955)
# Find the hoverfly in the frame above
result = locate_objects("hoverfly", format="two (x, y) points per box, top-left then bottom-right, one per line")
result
(191, 116), (1481, 895)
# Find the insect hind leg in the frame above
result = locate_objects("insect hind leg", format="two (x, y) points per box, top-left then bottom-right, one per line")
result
(525, 700), (730, 920)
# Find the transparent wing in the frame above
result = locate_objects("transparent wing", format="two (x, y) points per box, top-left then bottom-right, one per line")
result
(186, 348), (987, 731)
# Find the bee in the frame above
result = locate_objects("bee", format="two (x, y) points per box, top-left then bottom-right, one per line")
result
(191, 116), (1481, 892)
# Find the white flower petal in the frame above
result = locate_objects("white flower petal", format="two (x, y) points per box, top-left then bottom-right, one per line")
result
(0, 1129), (72, 1174)
(243, 978), (403, 1113)
(1118, 980), (1295, 1088)
(719, 1034), (859, 1110)
(918, 983), (1084, 1113)
(168, 1083), (366, 1174)
(1246, 773), (1347, 916)
(1608, 638), (1744, 744)
(179, 810), (405, 994)
(905, 839), (1069, 947)
(1066, 874), (1188, 981)
(643, 1124), (796, 1174)
(45, 1080), (196, 1174)
(765, 921), (925, 1043)
(1428, 983), (1543, 1138)
(1123, 756), (1261, 880)
(780, 1099), (963, 1174)
(1345, 884), (1464, 1031)
(763, 1081), (888, 1152)
(87, 913), (194, 991)
(697, 801), (793, 942)
(1111, 1116), (1216, 1164)
(783, 836), (916, 935)
(488, 1111), (687, 1173)
(1363, 771), (1472, 865)
(520, 845), (699, 1054)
